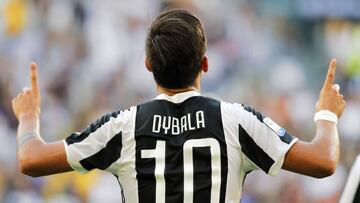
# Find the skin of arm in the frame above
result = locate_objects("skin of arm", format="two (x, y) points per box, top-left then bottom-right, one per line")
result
(12, 63), (72, 177)
(282, 58), (346, 178)
(17, 114), (71, 176)
(283, 121), (339, 178)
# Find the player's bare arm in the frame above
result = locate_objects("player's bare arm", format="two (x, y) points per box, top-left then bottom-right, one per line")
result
(12, 63), (72, 177)
(282, 58), (346, 178)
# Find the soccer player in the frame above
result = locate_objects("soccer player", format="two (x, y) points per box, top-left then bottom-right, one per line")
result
(11, 9), (345, 203)
(339, 155), (360, 203)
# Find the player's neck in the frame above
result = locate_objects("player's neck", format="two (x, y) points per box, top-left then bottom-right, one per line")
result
(156, 74), (202, 96)
(157, 85), (199, 96)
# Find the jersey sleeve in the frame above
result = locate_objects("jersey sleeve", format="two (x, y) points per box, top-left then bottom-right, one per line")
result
(63, 108), (133, 173)
(222, 102), (298, 176)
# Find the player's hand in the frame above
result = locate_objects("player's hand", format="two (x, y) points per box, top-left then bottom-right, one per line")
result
(12, 62), (41, 120)
(316, 58), (346, 118)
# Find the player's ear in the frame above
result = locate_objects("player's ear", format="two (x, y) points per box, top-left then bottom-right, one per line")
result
(145, 57), (152, 72)
(201, 56), (208, 73)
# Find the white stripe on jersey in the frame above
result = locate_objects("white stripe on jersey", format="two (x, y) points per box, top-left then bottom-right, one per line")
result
(111, 106), (139, 203)
(220, 101), (245, 202)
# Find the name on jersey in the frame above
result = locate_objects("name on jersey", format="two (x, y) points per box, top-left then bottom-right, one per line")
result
(152, 111), (205, 134)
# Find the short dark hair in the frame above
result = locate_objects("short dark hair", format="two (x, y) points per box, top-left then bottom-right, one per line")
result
(145, 9), (207, 89)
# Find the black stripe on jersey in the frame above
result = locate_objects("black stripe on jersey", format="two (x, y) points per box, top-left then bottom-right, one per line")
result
(65, 111), (121, 145)
(353, 182), (360, 203)
(79, 131), (122, 170)
(193, 146), (212, 203)
(238, 124), (274, 173)
(242, 104), (264, 122)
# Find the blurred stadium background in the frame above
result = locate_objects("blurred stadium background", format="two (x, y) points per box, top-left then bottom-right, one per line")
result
(0, 0), (360, 202)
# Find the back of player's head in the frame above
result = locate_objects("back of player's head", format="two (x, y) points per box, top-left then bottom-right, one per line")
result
(145, 9), (207, 89)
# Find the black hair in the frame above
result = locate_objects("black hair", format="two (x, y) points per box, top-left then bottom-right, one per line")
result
(145, 9), (207, 89)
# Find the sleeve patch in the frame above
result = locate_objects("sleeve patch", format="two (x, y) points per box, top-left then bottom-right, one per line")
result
(263, 117), (285, 137)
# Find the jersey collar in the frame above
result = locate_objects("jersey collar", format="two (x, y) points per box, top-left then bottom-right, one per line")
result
(155, 90), (201, 104)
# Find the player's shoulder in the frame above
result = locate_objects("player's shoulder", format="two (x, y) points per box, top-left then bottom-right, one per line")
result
(220, 100), (266, 122)
(97, 106), (137, 126)
(220, 99), (259, 113)
(219, 99), (244, 112)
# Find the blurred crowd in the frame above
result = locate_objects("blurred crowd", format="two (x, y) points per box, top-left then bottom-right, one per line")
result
(0, 0), (360, 202)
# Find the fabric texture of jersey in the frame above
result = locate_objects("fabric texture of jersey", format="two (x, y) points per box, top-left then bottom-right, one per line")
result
(63, 91), (298, 203)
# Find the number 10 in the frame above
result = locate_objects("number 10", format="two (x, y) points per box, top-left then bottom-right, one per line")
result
(141, 138), (221, 203)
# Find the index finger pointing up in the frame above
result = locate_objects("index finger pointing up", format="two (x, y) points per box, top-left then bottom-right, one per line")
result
(323, 58), (337, 89)
(30, 62), (39, 93)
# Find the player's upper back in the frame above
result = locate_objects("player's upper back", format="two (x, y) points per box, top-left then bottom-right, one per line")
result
(64, 90), (297, 203)
(134, 91), (230, 203)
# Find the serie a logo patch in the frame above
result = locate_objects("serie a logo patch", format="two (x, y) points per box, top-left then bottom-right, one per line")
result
(263, 117), (286, 137)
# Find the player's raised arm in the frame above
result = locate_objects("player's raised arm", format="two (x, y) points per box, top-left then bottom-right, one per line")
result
(12, 62), (72, 177)
(282, 58), (346, 178)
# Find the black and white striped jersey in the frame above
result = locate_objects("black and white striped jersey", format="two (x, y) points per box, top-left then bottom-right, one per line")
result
(340, 155), (360, 203)
(63, 91), (298, 203)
